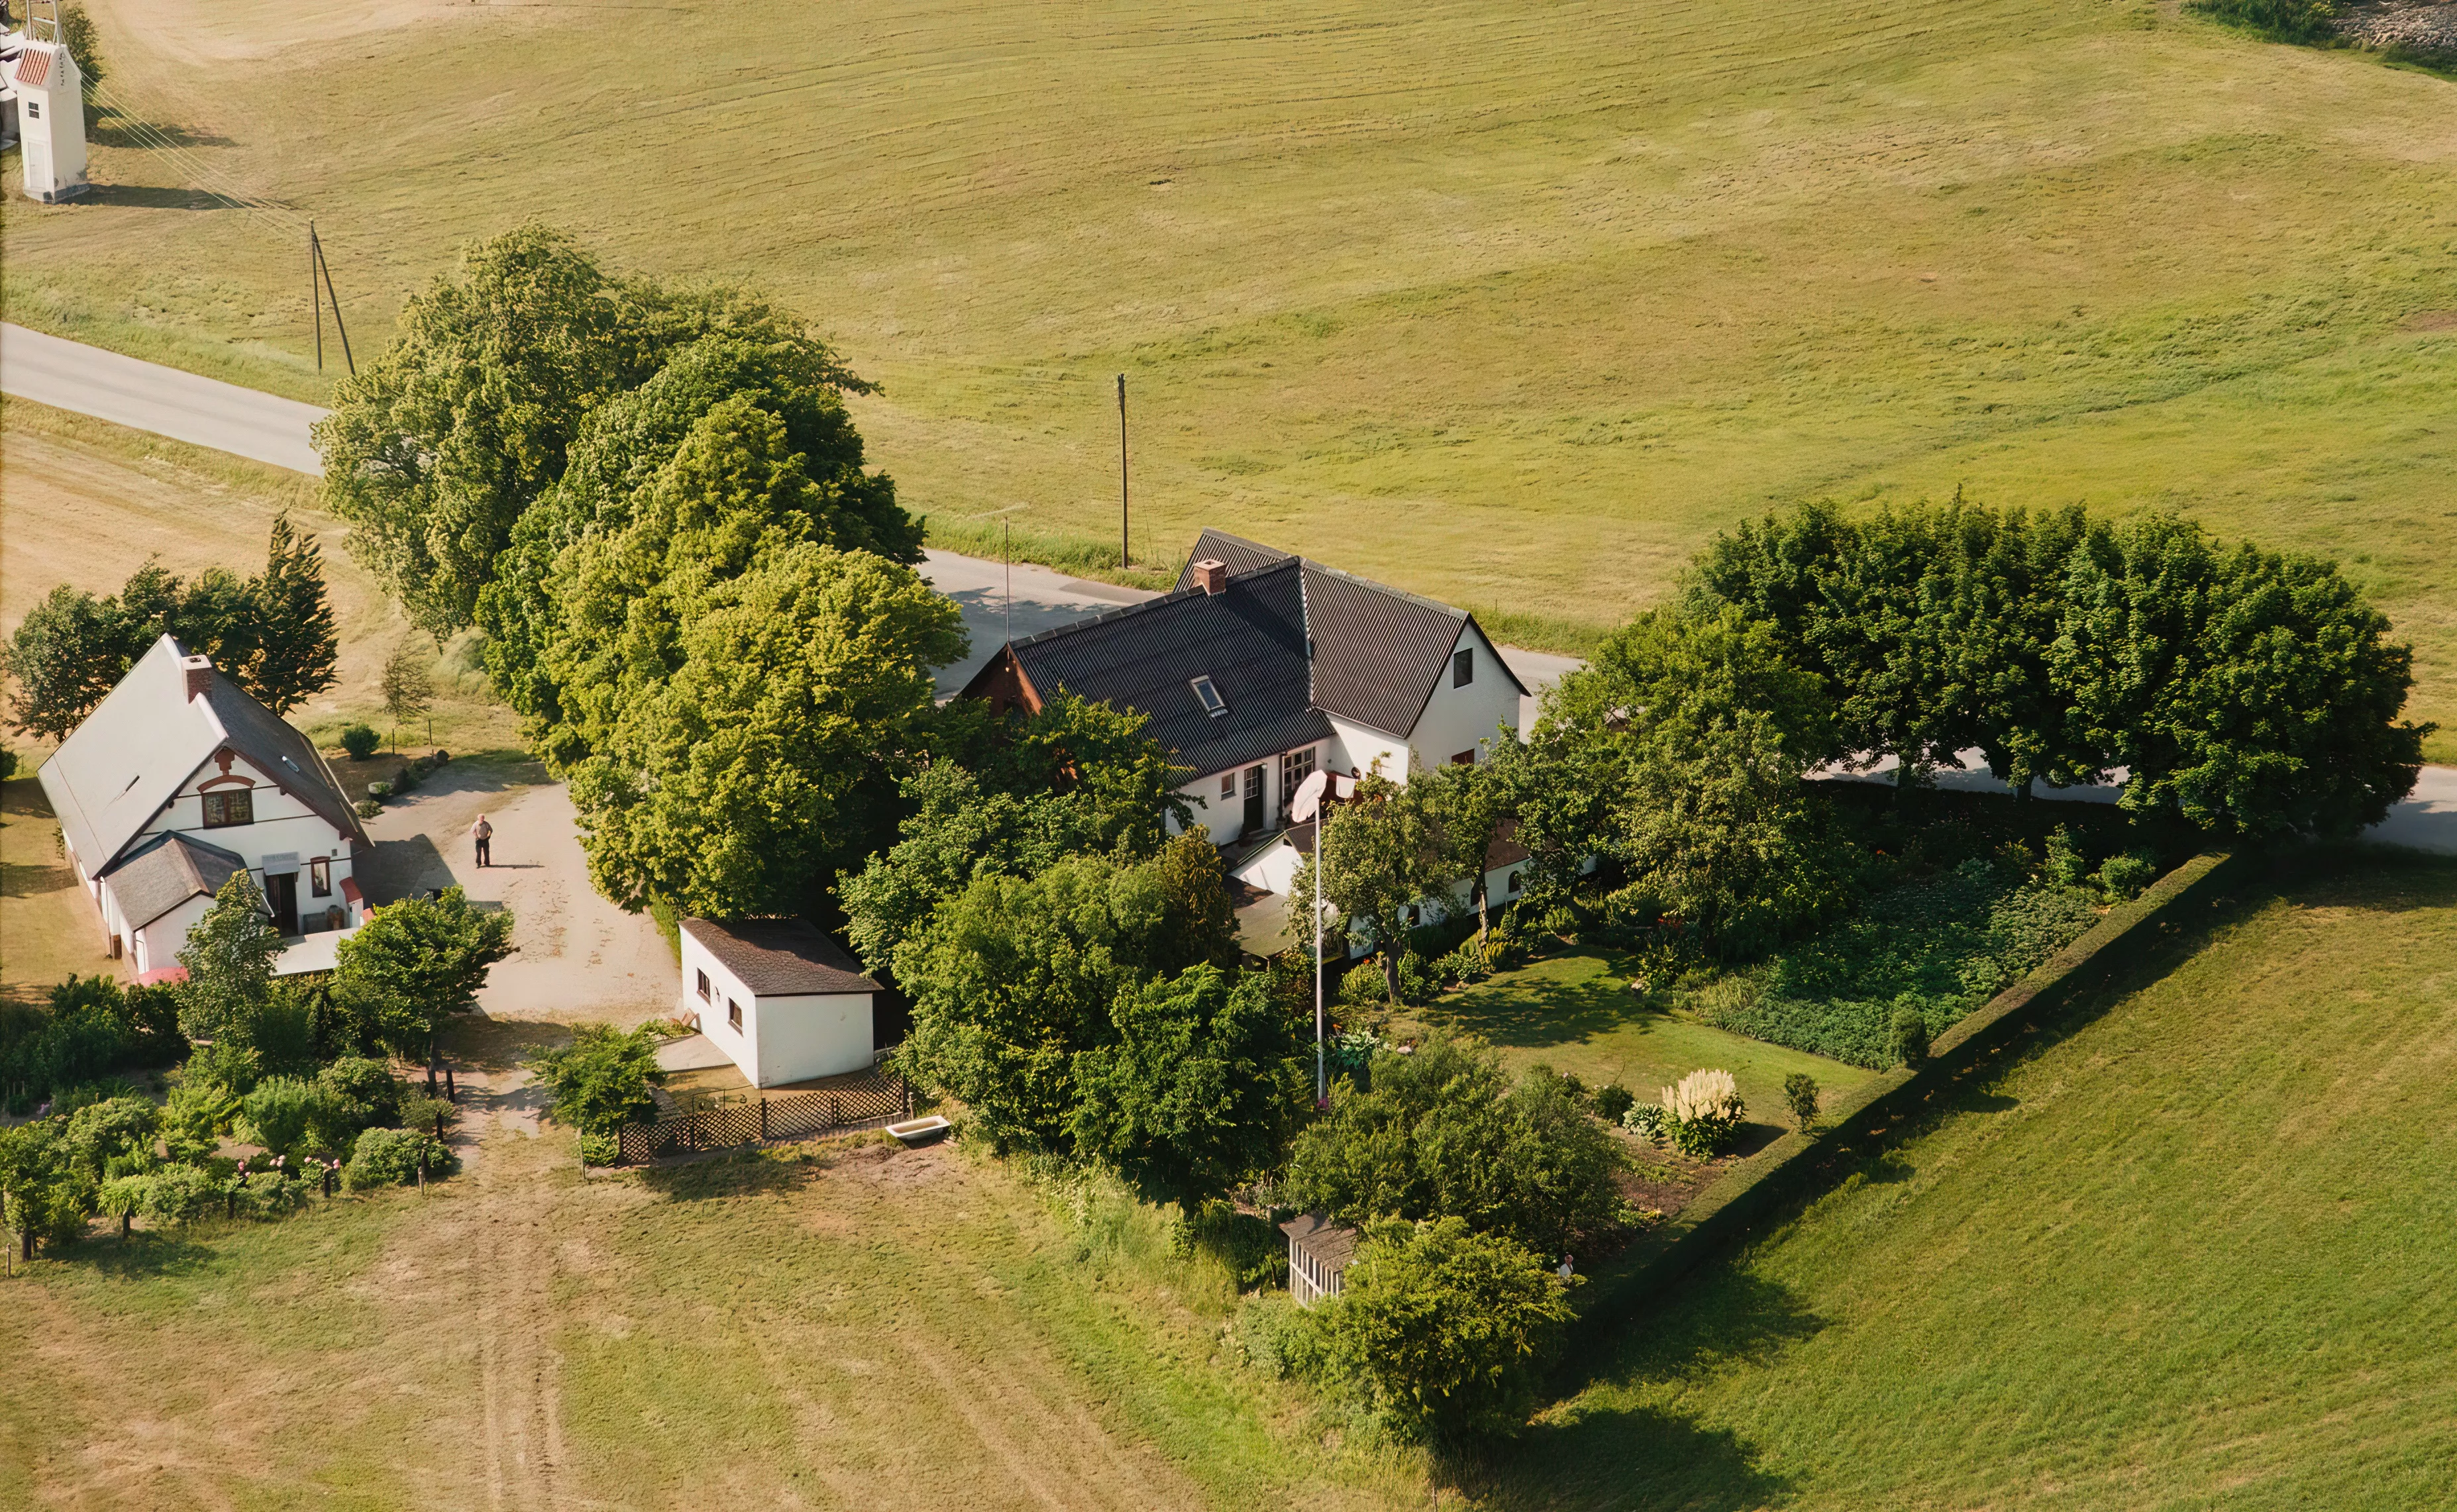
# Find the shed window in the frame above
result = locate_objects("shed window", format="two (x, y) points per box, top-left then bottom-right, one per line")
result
(201, 789), (254, 829)
(1507, 870), (1523, 895)
(1450, 748), (1475, 766)
(697, 970), (711, 1002)
(728, 997), (744, 1033)
(309, 858), (331, 897)
(1190, 676), (1228, 717)
(1453, 648), (1474, 687)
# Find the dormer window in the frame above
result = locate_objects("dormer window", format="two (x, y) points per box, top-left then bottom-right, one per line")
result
(1191, 676), (1228, 717)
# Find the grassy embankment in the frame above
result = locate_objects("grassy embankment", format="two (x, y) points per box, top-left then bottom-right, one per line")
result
(1472, 848), (2457, 1510)
(3, 0), (2451, 751)
(0, 1076), (1432, 1511)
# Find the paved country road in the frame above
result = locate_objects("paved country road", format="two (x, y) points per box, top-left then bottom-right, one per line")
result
(5, 323), (2451, 854)
(1, 322), (329, 474)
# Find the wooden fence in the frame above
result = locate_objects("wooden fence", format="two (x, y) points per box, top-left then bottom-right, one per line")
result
(614, 1068), (912, 1166)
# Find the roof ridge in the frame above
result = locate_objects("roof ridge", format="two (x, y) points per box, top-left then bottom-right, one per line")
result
(1010, 555), (1304, 650)
(1296, 556), (1469, 623)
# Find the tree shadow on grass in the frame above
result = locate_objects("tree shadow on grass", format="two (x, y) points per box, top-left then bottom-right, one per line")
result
(638, 1143), (819, 1201)
(1469, 1267), (1821, 1509)
(1431, 957), (1646, 1050)
(62, 1231), (219, 1282)
(78, 183), (232, 212)
(1, 777), (56, 819)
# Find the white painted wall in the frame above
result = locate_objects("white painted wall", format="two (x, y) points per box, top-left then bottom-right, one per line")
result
(680, 929), (876, 1088)
(131, 895), (214, 977)
(1401, 622), (1526, 774)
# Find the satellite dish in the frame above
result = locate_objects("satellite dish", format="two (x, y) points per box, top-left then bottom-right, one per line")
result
(1289, 769), (1331, 824)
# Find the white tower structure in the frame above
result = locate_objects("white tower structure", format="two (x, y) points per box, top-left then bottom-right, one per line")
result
(12, 2), (88, 203)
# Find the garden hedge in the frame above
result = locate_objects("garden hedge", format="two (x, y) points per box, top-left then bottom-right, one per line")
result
(1576, 849), (2243, 1340)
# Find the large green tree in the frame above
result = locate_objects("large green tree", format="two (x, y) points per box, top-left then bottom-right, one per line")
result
(333, 887), (516, 1059)
(173, 874), (286, 1048)
(893, 852), (1170, 1152)
(1318, 1217), (1575, 1443)
(566, 544), (964, 917)
(1284, 1033), (1625, 1257)
(1287, 775), (1446, 1007)
(1071, 964), (1304, 1208)
(2054, 514), (2430, 838)
(531, 1025), (668, 1136)
(317, 224), (904, 638)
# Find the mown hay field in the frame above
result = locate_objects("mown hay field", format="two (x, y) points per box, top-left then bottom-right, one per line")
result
(1485, 849), (2457, 1511)
(4, 0), (2453, 751)
(0, 1076), (1433, 1511)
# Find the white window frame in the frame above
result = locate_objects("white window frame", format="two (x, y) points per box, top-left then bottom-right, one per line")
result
(1190, 676), (1228, 717)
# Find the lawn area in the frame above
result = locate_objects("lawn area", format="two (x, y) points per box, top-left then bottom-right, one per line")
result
(0, 1077), (1433, 1511)
(7, 0), (2453, 753)
(1476, 849), (2457, 1510)
(1400, 952), (1876, 1127)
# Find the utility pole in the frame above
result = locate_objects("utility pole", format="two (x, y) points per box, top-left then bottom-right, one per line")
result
(310, 224), (355, 376)
(1004, 519), (1013, 644)
(1116, 373), (1129, 568)
(311, 223), (323, 372)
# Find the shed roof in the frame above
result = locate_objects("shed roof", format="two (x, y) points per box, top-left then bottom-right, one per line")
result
(1280, 1212), (1359, 1268)
(681, 917), (881, 997)
(38, 634), (367, 876)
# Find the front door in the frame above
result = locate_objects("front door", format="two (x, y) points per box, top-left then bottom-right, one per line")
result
(1243, 765), (1266, 833)
(267, 871), (299, 936)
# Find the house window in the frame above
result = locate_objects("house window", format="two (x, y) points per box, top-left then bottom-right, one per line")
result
(728, 997), (744, 1033)
(201, 788), (254, 829)
(697, 970), (711, 1002)
(1281, 746), (1315, 810)
(309, 858), (331, 897)
(1507, 870), (1522, 895)
(25, 101), (38, 120)
(1221, 772), (1237, 799)
(1190, 676), (1228, 718)
(1450, 748), (1475, 766)
(1453, 648), (1474, 687)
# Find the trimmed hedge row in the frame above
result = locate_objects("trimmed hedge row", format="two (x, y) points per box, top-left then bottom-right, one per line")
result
(1577, 850), (2242, 1338)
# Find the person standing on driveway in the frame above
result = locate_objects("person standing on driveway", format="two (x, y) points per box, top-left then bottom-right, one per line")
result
(472, 814), (493, 868)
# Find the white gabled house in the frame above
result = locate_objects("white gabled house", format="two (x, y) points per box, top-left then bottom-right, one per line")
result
(37, 635), (370, 979)
(960, 529), (1540, 952)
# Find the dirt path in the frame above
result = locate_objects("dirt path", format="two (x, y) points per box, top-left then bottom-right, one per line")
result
(356, 759), (674, 1025)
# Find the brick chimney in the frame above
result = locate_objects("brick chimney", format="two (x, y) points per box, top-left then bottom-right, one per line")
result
(1192, 558), (1228, 595)
(180, 654), (215, 702)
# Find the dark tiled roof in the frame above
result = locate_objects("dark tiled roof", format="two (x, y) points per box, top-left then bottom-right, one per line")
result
(103, 832), (246, 931)
(1173, 527), (1293, 591)
(682, 917), (880, 996)
(1001, 559), (1333, 780)
(203, 676), (368, 852)
(1280, 1211), (1359, 1267)
(1303, 562), (1478, 738)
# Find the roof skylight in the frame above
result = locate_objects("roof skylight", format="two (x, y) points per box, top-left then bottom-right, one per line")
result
(1190, 676), (1228, 717)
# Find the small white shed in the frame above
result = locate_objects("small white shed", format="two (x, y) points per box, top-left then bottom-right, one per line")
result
(678, 917), (881, 1089)
(1281, 1212), (1359, 1309)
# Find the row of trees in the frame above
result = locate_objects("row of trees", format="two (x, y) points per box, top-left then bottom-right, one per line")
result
(3, 515), (339, 740)
(315, 226), (961, 920)
(1688, 497), (2430, 838)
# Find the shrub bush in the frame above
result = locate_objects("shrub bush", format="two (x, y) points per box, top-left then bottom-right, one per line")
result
(1783, 1072), (1820, 1131)
(1396, 949), (1436, 1005)
(1592, 1082), (1636, 1125)
(1890, 1005), (1930, 1067)
(1335, 958), (1386, 1009)
(339, 723), (381, 760)
(578, 1131), (620, 1166)
(2096, 850), (2160, 903)
(2185, 0), (2340, 42)
(366, 781), (393, 801)
(127, 1162), (224, 1226)
(354, 798), (384, 819)
(344, 1126), (458, 1189)
(1231, 1291), (1328, 1380)
(1622, 1102), (1668, 1142)
(2043, 825), (2090, 889)
(317, 1056), (405, 1131)
(1659, 1068), (1746, 1157)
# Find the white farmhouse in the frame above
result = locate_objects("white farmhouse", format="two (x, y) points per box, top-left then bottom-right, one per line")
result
(678, 918), (884, 1088)
(960, 529), (1537, 949)
(38, 636), (370, 979)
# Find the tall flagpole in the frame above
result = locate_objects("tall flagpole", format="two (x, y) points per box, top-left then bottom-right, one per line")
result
(1314, 815), (1326, 1107)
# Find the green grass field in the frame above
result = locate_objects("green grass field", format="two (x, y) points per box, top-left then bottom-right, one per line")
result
(1474, 848), (2457, 1510)
(1398, 951), (1876, 1127)
(0, 1074), (1436, 1511)
(5, 0), (2452, 752)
